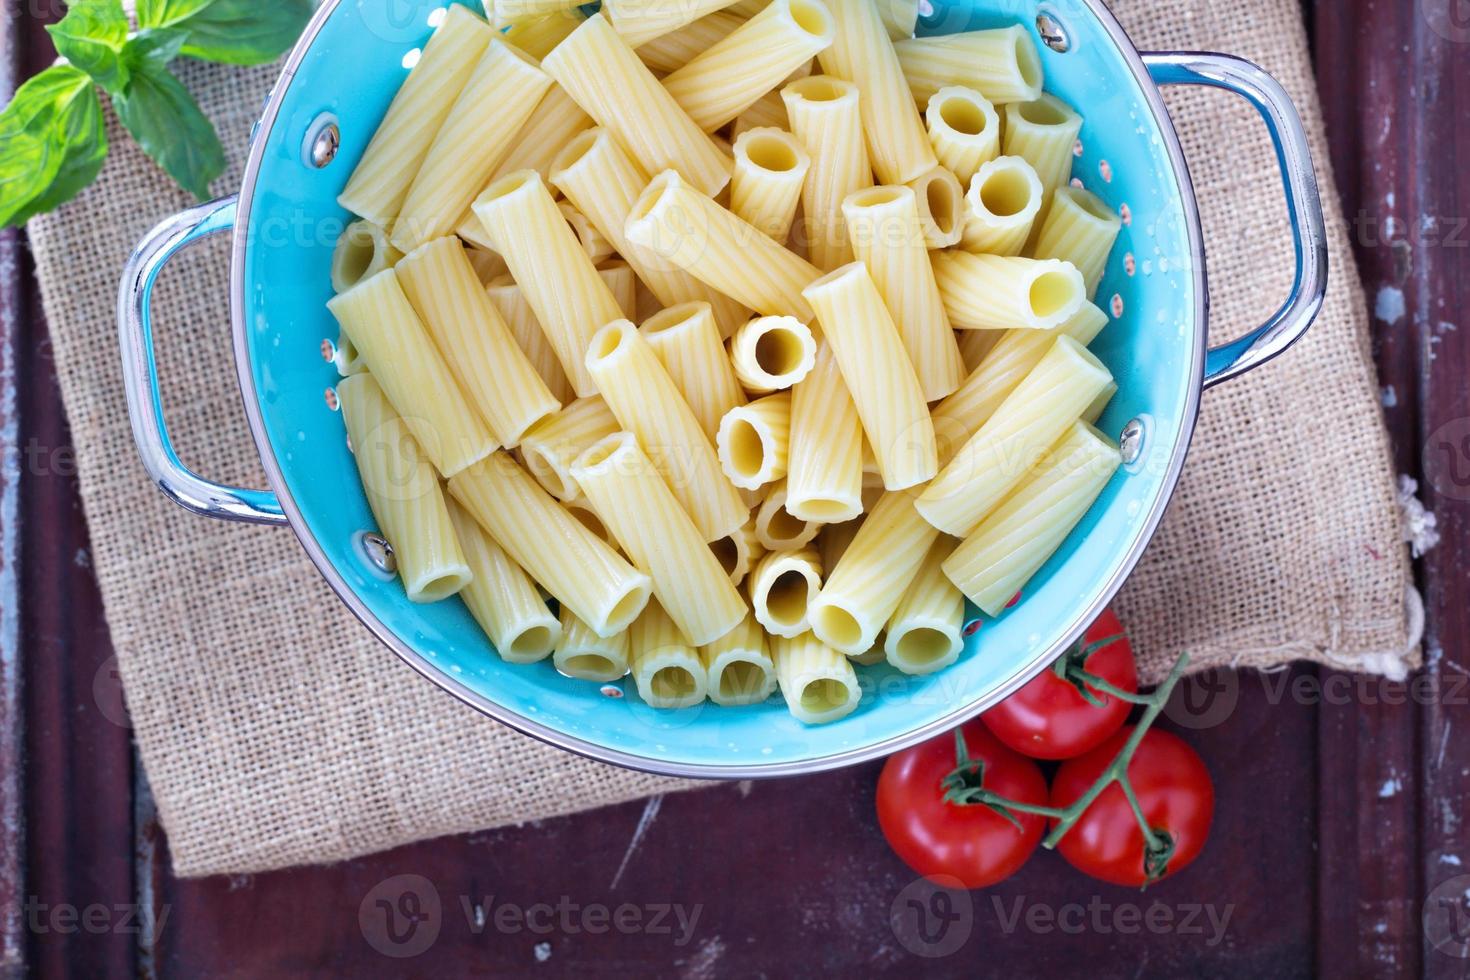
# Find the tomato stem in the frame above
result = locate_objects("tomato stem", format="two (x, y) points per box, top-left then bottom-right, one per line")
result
(947, 651), (1193, 885)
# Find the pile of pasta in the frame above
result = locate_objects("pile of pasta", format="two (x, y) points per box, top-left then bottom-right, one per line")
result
(325, 0), (1125, 726)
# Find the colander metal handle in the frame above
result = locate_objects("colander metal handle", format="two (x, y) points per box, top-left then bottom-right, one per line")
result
(118, 196), (288, 526)
(1144, 52), (1329, 388)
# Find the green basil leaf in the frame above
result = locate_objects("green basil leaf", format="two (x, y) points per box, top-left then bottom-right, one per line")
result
(46, 0), (132, 94)
(122, 28), (190, 75)
(136, 0), (313, 66)
(112, 64), (225, 202)
(0, 65), (108, 228)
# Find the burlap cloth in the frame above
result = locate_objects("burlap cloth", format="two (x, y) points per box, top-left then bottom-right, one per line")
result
(24, 0), (1418, 877)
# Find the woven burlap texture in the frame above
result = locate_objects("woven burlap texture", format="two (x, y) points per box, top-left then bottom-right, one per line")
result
(25, 0), (1415, 878)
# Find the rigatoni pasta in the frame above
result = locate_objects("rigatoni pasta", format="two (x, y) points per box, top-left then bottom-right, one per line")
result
(730, 316), (817, 393)
(640, 303), (747, 441)
(327, 269), (497, 476)
(554, 605), (631, 681)
(541, 13), (733, 197)
(754, 481), (822, 551)
(571, 432), (747, 646)
(446, 498), (560, 662)
(894, 26), (1044, 106)
(485, 276), (575, 404)
(338, 374), (472, 603)
(629, 601), (709, 708)
(606, 0), (742, 49)
(817, 0), (936, 185)
(396, 238), (561, 448)
(802, 262), (936, 491)
(960, 156), (1044, 256)
(730, 127), (811, 243)
(633, 9), (745, 73)
(933, 252), (1086, 331)
(842, 185), (964, 401)
(944, 422), (1121, 616)
(700, 615), (777, 706)
(519, 395), (621, 502)
(925, 86), (1000, 184)
(1003, 95), (1085, 199)
(771, 633), (862, 724)
(625, 170), (821, 321)
(338, 5), (494, 227)
(786, 342), (865, 523)
(916, 335), (1113, 536)
(1031, 186), (1123, 299)
(332, 220), (403, 294)
(472, 169), (626, 396)
(585, 320), (749, 542)
(781, 75), (871, 270)
(448, 452), (652, 636)
(906, 166), (966, 248)
(884, 537), (964, 675)
(662, 0), (836, 132)
(748, 547), (822, 637)
(718, 392), (792, 490)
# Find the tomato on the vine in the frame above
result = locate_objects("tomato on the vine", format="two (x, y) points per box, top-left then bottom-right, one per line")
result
(982, 608), (1137, 760)
(1050, 728), (1214, 886)
(877, 721), (1049, 889)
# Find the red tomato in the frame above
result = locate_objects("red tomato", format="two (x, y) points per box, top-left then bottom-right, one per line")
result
(877, 721), (1049, 889)
(1050, 728), (1214, 886)
(982, 608), (1137, 760)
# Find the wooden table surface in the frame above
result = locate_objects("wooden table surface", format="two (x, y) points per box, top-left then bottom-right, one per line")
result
(5, 2), (1470, 977)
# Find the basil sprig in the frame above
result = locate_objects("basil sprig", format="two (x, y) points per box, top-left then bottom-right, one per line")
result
(0, 0), (312, 227)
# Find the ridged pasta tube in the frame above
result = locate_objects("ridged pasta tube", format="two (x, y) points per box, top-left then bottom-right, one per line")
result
(700, 615), (777, 706)
(554, 606), (630, 682)
(905, 166), (965, 248)
(446, 498), (559, 662)
(485, 277), (575, 404)
(541, 13), (733, 197)
(933, 252), (1086, 331)
(781, 75), (871, 271)
(1031, 186), (1123, 299)
(802, 262), (936, 491)
(640, 303), (748, 441)
(634, 9), (745, 73)
(327, 269), (497, 477)
(894, 26), (1044, 107)
(960, 156), (1044, 256)
(585, 320), (749, 542)
(754, 480), (822, 551)
(730, 127), (810, 243)
(771, 632), (861, 724)
(786, 342), (864, 523)
(448, 453), (653, 637)
(718, 392), (792, 490)
(943, 422), (1121, 616)
(925, 86), (999, 185)
(630, 601), (709, 708)
(625, 170), (821, 321)
(748, 547), (822, 637)
(917, 336), (1113, 536)
(842, 185), (964, 401)
(606, 0), (743, 49)
(663, 0), (836, 132)
(572, 433), (748, 646)
(338, 374), (472, 603)
(809, 491), (939, 655)
(331, 220), (402, 293)
(396, 238), (561, 448)
(730, 316), (817, 392)
(1002, 95), (1084, 199)
(884, 537), (963, 675)
(711, 519), (765, 588)
(518, 395), (620, 502)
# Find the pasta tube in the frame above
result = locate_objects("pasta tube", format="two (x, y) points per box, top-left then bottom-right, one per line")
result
(925, 86), (999, 185)
(541, 13), (733, 197)
(718, 392), (792, 490)
(519, 395), (620, 502)
(905, 165), (965, 248)
(485, 277), (575, 404)
(392, 40), (552, 253)
(338, 374), (471, 603)
(802, 262), (936, 491)
(944, 422), (1121, 616)
(816, 0), (936, 185)
(606, 0), (741, 49)
(754, 481), (822, 551)
(894, 26), (1044, 106)
(333, 331), (366, 378)
(331, 220), (402, 293)
(554, 606), (630, 682)
(571, 433), (747, 646)
(1082, 381), (1117, 426)
(786, 342), (864, 523)
(338, 5), (494, 226)
(809, 491), (939, 655)
(771, 632), (862, 724)
(640, 303), (747, 441)
(960, 155), (1043, 256)
(482, 84), (593, 192)
(625, 170), (821, 321)
(711, 519), (765, 588)
(498, 9), (585, 58)
(327, 270), (497, 476)
(934, 302), (1110, 457)
(448, 453), (653, 636)
(585, 320), (749, 542)
(472, 169), (625, 396)
(549, 127), (747, 338)
(634, 9), (745, 73)
(781, 76), (871, 271)
(917, 335), (1113, 536)
(884, 537), (963, 675)
(748, 547), (822, 637)
(730, 127), (810, 243)
(700, 615), (777, 706)
(1031, 186), (1123, 299)
(842, 185), (964, 401)
(397, 239), (561, 448)
(933, 252), (1086, 331)
(446, 498), (559, 662)
(730, 316), (817, 392)
(662, 0), (836, 132)
(1002, 95), (1084, 199)
(629, 601), (709, 708)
